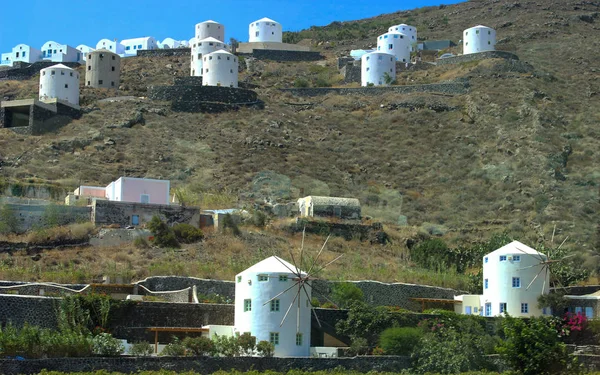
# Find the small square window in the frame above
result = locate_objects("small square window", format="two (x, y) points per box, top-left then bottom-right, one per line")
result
(244, 299), (251, 312)
(279, 275), (288, 282)
(99, 80), (103, 84)
(258, 275), (269, 282)
(227, 56), (230, 60)
(269, 332), (279, 345)
(484, 279), (489, 289)
(500, 255), (507, 261)
(111, 81), (115, 87)
(500, 303), (507, 313)
(513, 255), (521, 262)
(484, 257), (488, 263)
(521, 303), (528, 314)
(70, 72), (73, 77)
(270, 299), (280, 312)
(88, 66), (91, 70)
(112, 56), (116, 60)
(51, 70), (55, 75)
(512, 277), (521, 288)
(87, 81), (90, 85)
(112, 66), (115, 71)
(296, 333), (303, 346)
(237, 276), (242, 283)
(64, 84), (68, 88)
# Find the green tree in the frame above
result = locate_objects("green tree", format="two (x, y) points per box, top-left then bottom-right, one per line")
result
(379, 327), (422, 355)
(183, 336), (215, 356)
(172, 223), (204, 243)
(256, 340), (274, 357)
(0, 204), (19, 234)
(335, 301), (392, 346)
(147, 215), (180, 248)
(330, 282), (364, 308)
(496, 315), (575, 375)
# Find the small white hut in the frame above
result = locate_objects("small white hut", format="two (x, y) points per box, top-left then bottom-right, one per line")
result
(361, 52), (396, 87)
(195, 20), (225, 43)
(190, 37), (226, 76)
(463, 25), (496, 55)
(234, 256), (311, 357)
(376, 32), (411, 63)
(96, 39), (125, 55)
(76, 45), (95, 61)
(39, 64), (80, 106)
(297, 196), (361, 219)
(249, 18), (282, 43)
(202, 50), (238, 88)
(159, 38), (183, 49)
(388, 24), (417, 50)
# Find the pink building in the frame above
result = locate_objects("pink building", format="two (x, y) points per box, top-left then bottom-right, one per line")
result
(105, 177), (170, 205)
(75, 186), (106, 198)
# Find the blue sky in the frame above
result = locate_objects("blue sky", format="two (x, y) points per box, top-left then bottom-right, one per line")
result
(0, 0), (463, 53)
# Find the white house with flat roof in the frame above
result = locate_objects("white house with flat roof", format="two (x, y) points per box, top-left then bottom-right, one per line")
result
(41, 41), (83, 63)
(105, 177), (170, 205)
(96, 39), (125, 55)
(1, 44), (43, 66)
(121, 37), (158, 56)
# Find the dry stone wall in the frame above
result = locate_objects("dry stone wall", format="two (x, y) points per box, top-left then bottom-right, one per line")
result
(240, 49), (323, 61)
(136, 49), (191, 57)
(0, 62), (80, 81)
(435, 51), (519, 65)
(281, 81), (469, 97)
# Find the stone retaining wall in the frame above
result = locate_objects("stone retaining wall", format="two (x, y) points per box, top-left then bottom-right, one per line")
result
(435, 51), (519, 66)
(136, 49), (191, 57)
(148, 85), (262, 113)
(91, 199), (200, 227)
(0, 203), (91, 233)
(281, 81), (469, 97)
(0, 62), (81, 81)
(241, 49), (323, 61)
(0, 356), (411, 375)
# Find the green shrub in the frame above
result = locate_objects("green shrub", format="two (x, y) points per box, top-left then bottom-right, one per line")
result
(256, 340), (274, 357)
(129, 341), (153, 357)
(182, 336), (215, 356)
(250, 210), (268, 228)
(172, 223), (204, 244)
(147, 216), (180, 248)
(213, 334), (242, 357)
(330, 282), (364, 308)
(91, 333), (124, 356)
(379, 327), (422, 355)
(133, 236), (150, 249)
(160, 337), (186, 356)
(294, 78), (310, 88)
(348, 337), (369, 356)
(237, 332), (257, 356)
(0, 204), (19, 234)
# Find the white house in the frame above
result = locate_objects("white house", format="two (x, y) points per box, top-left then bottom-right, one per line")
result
(40, 41), (83, 63)
(463, 25), (496, 54)
(105, 177), (170, 205)
(361, 51), (396, 87)
(455, 241), (550, 317)
(249, 18), (282, 43)
(190, 37), (226, 76)
(39, 64), (80, 106)
(159, 38), (184, 49)
(234, 256), (311, 357)
(96, 39), (125, 55)
(202, 50), (238, 88)
(376, 32), (411, 63)
(1, 44), (43, 66)
(196, 20), (225, 42)
(388, 23), (417, 50)
(121, 37), (158, 56)
(76, 45), (95, 61)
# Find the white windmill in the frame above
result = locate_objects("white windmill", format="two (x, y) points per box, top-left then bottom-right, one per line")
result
(234, 231), (340, 357)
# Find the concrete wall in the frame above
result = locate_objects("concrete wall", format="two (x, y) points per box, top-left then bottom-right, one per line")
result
(281, 81), (469, 97)
(91, 199), (200, 227)
(0, 356), (412, 375)
(1, 203), (90, 233)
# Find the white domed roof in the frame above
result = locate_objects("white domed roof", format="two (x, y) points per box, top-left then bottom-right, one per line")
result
(254, 17), (279, 23)
(240, 256), (306, 276)
(197, 37), (224, 44)
(486, 241), (547, 258)
(42, 63), (75, 71)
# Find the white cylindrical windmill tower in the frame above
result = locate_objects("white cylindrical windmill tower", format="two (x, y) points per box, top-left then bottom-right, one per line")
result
(39, 64), (80, 106)
(463, 25), (496, 55)
(249, 18), (282, 43)
(361, 52), (396, 87)
(388, 24), (417, 50)
(376, 32), (411, 63)
(190, 37), (226, 76)
(195, 20), (225, 43)
(234, 256), (311, 357)
(482, 241), (549, 317)
(202, 50), (238, 88)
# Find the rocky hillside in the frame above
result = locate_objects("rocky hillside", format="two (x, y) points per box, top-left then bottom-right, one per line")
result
(0, 0), (599, 253)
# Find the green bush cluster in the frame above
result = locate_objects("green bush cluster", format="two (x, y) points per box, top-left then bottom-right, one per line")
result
(173, 223), (204, 244)
(160, 334), (273, 357)
(128, 341), (153, 357)
(147, 216), (180, 248)
(379, 327), (423, 356)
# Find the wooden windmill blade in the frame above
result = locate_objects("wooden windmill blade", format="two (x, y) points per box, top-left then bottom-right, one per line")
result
(526, 264), (548, 290)
(515, 245), (547, 264)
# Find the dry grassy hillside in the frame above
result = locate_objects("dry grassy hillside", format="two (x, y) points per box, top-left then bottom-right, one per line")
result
(0, 0), (599, 254)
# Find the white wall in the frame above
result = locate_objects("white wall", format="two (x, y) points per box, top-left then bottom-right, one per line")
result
(39, 64), (80, 106)
(249, 18), (282, 43)
(203, 50), (238, 88)
(196, 20), (225, 42)
(482, 241), (549, 317)
(376, 32), (411, 62)
(191, 37), (226, 76)
(4, 44), (43, 65)
(361, 52), (396, 87)
(463, 25), (496, 54)
(76, 45), (95, 61)
(41, 41), (82, 63)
